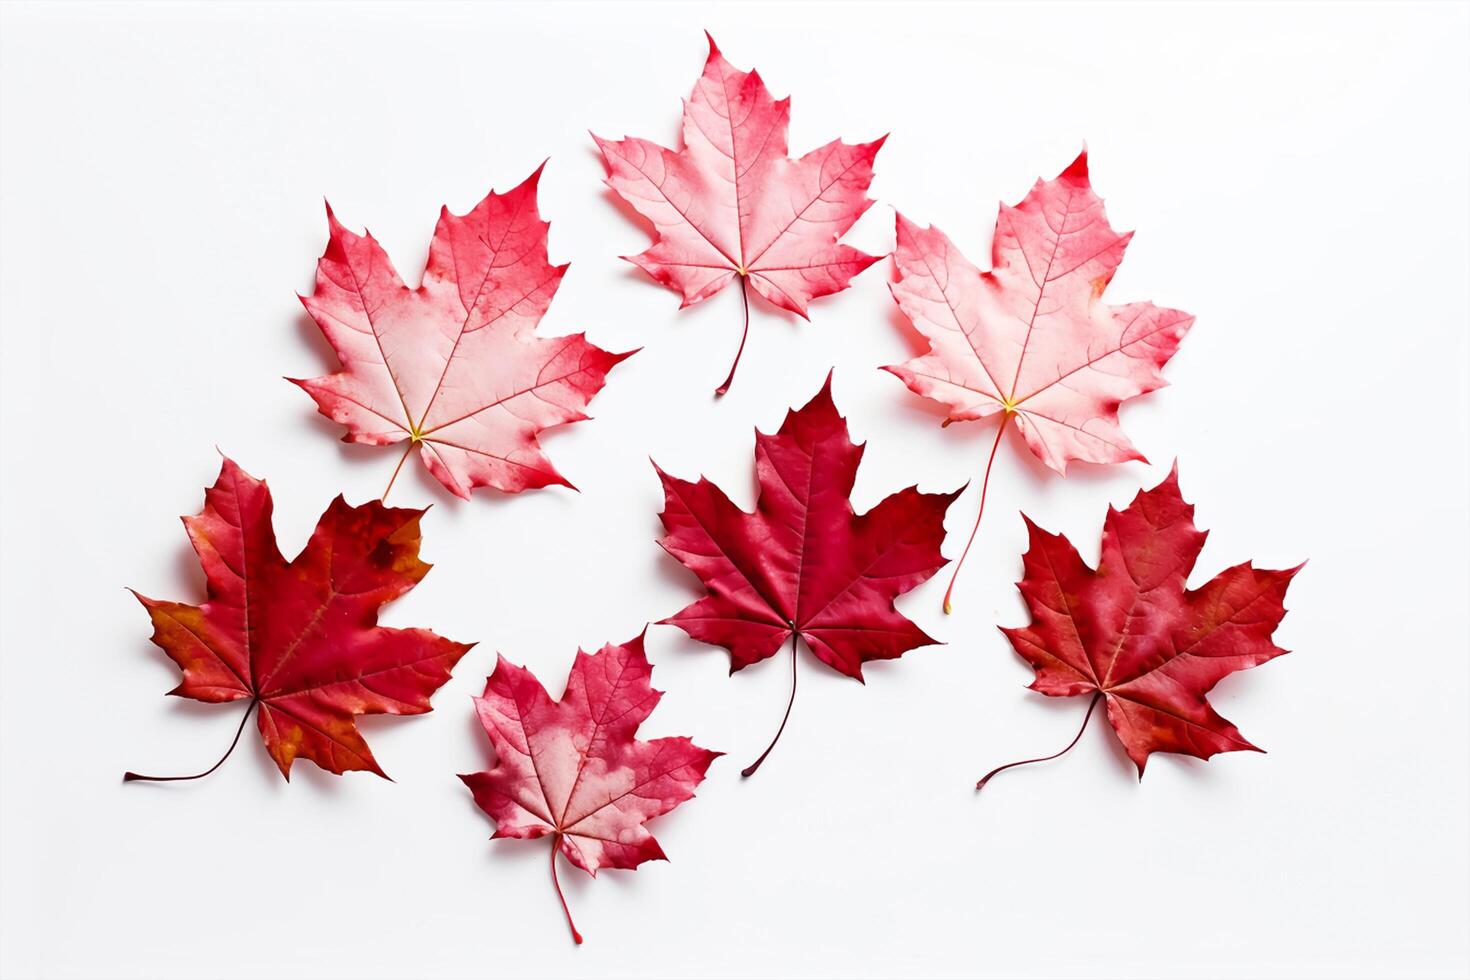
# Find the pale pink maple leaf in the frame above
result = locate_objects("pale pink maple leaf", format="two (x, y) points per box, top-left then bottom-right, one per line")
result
(595, 33), (884, 394)
(885, 150), (1194, 611)
(293, 165), (634, 500)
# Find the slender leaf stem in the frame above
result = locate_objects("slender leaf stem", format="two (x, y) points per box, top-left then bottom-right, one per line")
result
(942, 412), (1012, 614)
(714, 274), (751, 397)
(382, 442), (414, 502)
(124, 699), (259, 783)
(976, 693), (1102, 791)
(742, 631), (798, 778)
(550, 834), (583, 945)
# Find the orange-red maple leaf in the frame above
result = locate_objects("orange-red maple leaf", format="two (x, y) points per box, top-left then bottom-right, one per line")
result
(126, 457), (471, 782)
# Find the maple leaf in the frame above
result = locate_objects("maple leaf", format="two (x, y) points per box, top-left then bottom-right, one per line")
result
(595, 33), (884, 395)
(978, 466), (1301, 789)
(125, 457), (472, 783)
(885, 150), (1195, 612)
(654, 374), (960, 775)
(292, 165), (635, 500)
(459, 632), (719, 945)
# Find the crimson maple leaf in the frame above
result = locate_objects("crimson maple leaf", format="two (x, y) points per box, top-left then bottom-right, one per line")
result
(595, 34), (884, 395)
(293, 165), (634, 500)
(126, 457), (472, 782)
(655, 375), (960, 775)
(459, 632), (719, 945)
(885, 150), (1194, 612)
(979, 466), (1301, 788)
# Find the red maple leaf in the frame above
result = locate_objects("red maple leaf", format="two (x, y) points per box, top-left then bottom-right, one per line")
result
(293, 165), (634, 500)
(654, 375), (960, 775)
(595, 34), (884, 395)
(979, 466), (1301, 789)
(459, 632), (719, 945)
(885, 150), (1194, 612)
(125, 457), (472, 782)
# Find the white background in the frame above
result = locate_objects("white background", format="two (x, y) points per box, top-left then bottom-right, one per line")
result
(3, 3), (1468, 978)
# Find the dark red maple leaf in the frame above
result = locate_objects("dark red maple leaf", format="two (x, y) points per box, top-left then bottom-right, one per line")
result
(885, 150), (1194, 613)
(459, 632), (719, 944)
(979, 466), (1301, 789)
(293, 165), (634, 500)
(125, 457), (472, 782)
(595, 34), (884, 395)
(655, 374), (960, 775)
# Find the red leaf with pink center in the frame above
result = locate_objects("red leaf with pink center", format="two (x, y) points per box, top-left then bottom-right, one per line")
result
(460, 633), (719, 944)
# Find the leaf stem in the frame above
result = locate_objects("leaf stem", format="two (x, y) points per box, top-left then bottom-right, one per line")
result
(382, 442), (414, 502)
(714, 274), (751, 397)
(550, 834), (583, 945)
(976, 693), (1102, 792)
(942, 412), (1012, 614)
(742, 630), (798, 778)
(124, 698), (259, 783)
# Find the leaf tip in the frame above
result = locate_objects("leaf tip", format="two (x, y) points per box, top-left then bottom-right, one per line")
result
(1061, 146), (1090, 182)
